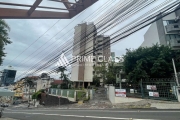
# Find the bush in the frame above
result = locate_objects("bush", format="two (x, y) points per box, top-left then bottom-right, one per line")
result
(76, 91), (86, 101)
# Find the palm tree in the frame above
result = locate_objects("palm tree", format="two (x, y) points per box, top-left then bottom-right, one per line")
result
(56, 66), (66, 80)
(56, 66), (67, 88)
(0, 19), (11, 65)
(24, 77), (35, 107)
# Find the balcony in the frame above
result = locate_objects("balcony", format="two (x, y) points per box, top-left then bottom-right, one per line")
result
(170, 38), (180, 49)
(165, 23), (180, 33)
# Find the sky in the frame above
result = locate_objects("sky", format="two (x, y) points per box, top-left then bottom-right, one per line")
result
(0, 0), (172, 80)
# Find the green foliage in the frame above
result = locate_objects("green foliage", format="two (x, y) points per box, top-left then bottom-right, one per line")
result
(56, 66), (72, 89)
(76, 91), (87, 101)
(93, 62), (107, 84)
(92, 75), (100, 87)
(123, 44), (180, 83)
(61, 83), (68, 89)
(106, 62), (122, 84)
(93, 62), (122, 85)
(0, 19), (11, 65)
(50, 84), (58, 88)
(32, 89), (44, 100)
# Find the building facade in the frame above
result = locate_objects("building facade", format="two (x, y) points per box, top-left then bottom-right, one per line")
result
(141, 10), (180, 50)
(94, 35), (111, 84)
(71, 23), (111, 87)
(1, 69), (16, 86)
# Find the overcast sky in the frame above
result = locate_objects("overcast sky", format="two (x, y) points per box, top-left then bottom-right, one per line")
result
(0, 0), (172, 80)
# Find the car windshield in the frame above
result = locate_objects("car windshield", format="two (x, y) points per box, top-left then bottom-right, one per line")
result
(0, 0), (180, 120)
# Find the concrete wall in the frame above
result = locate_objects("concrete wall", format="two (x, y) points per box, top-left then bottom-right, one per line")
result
(162, 13), (176, 20)
(108, 86), (115, 104)
(107, 86), (142, 104)
(156, 16), (167, 46)
(141, 22), (159, 47)
(41, 94), (75, 106)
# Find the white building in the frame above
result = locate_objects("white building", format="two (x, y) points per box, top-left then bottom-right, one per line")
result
(71, 23), (111, 87)
(141, 10), (180, 50)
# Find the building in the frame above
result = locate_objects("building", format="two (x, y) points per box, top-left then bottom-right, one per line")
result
(71, 22), (97, 88)
(71, 23), (111, 87)
(1, 69), (16, 86)
(111, 52), (116, 62)
(71, 23), (110, 87)
(23, 75), (53, 100)
(94, 35), (111, 85)
(14, 79), (25, 98)
(141, 9), (180, 50)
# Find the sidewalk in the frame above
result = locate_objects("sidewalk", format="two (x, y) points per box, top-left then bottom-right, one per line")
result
(151, 103), (180, 109)
(36, 100), (180, 110)
(1, 118), (18, 120)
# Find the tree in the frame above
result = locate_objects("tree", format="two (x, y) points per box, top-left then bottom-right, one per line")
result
(106, 62), (123, 85)
(0, 19), (11, 65)
(56, 66), (71, 89)
(92, 75), (100, 87)
(123, 44), (180, 83)
(24, 77), (35, 107)
(93, 62), (107, 85)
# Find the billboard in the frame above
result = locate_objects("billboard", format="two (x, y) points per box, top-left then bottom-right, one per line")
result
(149, 92), (159, 97)
(147, 85), (157, 90)
(115, 89), (126, 97)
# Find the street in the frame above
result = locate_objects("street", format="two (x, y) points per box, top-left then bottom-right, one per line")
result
(2, 108), (180, 120)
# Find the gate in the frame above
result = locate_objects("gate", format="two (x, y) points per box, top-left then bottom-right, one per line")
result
(119, 78), (178, 101)
(141, 78), (178, 101)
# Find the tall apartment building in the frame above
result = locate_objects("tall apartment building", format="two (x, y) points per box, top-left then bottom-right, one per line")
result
(141, 9), (180, 50)
(71, 23), (111, 87)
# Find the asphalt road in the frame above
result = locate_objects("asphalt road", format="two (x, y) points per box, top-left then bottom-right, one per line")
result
(2, 108), (180, 120)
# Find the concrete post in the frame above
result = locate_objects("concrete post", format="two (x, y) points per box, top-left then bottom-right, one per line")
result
(86, 91), (88, 99)
(74, 91), (77, 101)
(56, 89), (58, 95)
(90, 90), (93, 100)
(61, 90), (63, 97)
(67, 91), (69, 98)
(176, 86), (180, 102)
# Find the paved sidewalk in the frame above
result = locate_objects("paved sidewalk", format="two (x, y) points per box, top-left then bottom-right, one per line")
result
(1, 118), (18, 120)
(151, 103), (180, 109)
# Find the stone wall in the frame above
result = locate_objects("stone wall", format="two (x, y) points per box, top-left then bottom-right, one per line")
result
(40, 93), (76, 106)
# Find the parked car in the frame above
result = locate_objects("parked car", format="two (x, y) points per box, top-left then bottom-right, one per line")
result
(1, 103), (8, 107)
(0, 107), (4, 118)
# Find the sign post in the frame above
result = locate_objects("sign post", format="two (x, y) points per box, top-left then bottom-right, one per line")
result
(115, 89), (126, 97)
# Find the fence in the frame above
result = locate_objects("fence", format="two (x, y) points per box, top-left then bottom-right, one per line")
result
(48, 88), (76, 102)
(48, 88), (95, 102)
(117, 78), (178, 101)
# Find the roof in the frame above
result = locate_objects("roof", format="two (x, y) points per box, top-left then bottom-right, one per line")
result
(51, 80), (63, 85)
(0, 0), (98, 19)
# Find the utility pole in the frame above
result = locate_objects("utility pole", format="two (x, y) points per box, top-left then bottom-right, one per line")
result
(172, 58), (179, 86)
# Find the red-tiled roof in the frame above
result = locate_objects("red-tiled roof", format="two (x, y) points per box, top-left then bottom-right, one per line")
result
(51, 80), (63, 85)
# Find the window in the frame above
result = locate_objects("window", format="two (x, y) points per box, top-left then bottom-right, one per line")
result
(174, 25), (179, 28)
(178, 40), (180, 43)
(167, 20), (176, 24)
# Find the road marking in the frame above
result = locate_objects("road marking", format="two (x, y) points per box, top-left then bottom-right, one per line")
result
(6, 109), (180, 113)
(4, 111), (159, 120)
